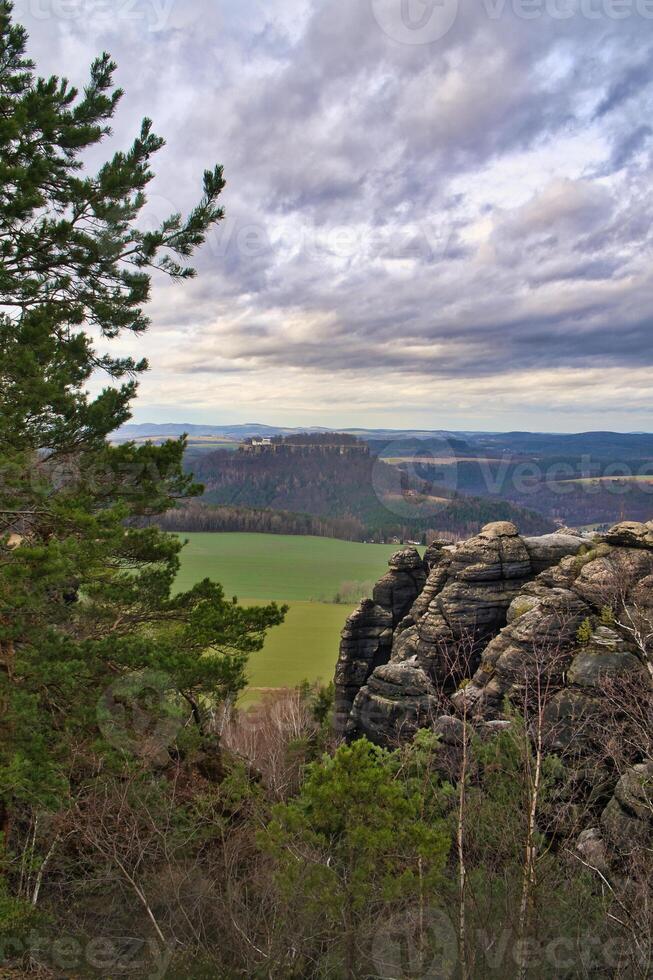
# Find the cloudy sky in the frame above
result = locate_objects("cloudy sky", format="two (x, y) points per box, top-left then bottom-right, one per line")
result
(16, 0), (653, 431)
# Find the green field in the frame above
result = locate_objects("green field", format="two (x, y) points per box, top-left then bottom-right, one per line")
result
(174, 533), (405, 698)
(237, 599), (352, 704)
(175, 532), (401, 601)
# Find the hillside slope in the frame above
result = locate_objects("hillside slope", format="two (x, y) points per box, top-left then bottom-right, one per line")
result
(189, 448), (554, 538)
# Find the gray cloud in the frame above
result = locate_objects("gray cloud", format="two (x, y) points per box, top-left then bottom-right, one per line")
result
(602, 124), (653, 173)
(15, 0), (653, 428)
(594, 57), (653, 118)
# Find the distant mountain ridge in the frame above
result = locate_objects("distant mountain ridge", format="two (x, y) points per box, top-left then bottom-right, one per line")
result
(123, 423), (653, 538)
(114, 423), (653, 458)
(113, 423), (479, 441)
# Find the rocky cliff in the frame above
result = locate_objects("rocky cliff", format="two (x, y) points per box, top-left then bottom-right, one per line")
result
(334, 520), (653, 858)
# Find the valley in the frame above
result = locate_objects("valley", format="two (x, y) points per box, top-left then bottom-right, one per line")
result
(174, 532), (404, 701)
(124, 424), (653, 539)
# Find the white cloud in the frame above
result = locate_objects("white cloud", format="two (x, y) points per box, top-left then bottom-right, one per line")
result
(17, 0), (653, 430)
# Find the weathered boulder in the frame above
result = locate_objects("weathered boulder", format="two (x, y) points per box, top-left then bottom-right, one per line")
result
(347, 659), (442, 746)
(575, 827), (609, 873)
(334, 548), (426, 736)
(567, 648), (643, 689)
(572, 544), (653, 609)
(602, 520), (653, 550)
(523, 530), (591, 573)
(600, 761), (653, 856)
(334, 600), (393, 735)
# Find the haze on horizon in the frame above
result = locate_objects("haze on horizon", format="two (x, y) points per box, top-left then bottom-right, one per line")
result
(19, 0), (653, 432)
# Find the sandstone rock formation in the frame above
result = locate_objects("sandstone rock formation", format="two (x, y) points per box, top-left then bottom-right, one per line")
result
(335, 522), (591, 740)
(333, 547), (425, 734)
(456, 530), (653, 730)
(334, 520), (653, 855)
(600, 760), (653, 856)
(345, 660), (443, 745)
(333, 600), (393, 736)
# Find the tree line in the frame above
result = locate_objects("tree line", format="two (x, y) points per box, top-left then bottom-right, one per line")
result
(147, 498), (553, 544)
(150, 501), (368, 540)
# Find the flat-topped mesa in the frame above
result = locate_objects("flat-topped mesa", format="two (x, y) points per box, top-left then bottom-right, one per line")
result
(334, 522), (592, 742)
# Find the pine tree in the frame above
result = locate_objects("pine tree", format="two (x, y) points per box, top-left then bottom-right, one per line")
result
(0, 0), (284, 896)
(263, 738), (450, 978)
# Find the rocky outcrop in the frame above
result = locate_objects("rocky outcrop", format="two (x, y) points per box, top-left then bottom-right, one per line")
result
(334, 600), (393, 735)
(604, 521), (653, 550)
(347, 660), (443, 745)
(334, 548), (426, 735)
(334, 520), (653, 854)
(522, 530), (596, 573)
(336, 522), (590, 739)
(372, 548), (427, 626)
(600, 760), (653, 856)
(456, 530), (653, 730)
(571, 757), (653, 875)
(392, 522), (539, 685)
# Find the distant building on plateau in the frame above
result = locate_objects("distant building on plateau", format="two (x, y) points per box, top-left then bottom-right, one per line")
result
(240, 433), (369, 457)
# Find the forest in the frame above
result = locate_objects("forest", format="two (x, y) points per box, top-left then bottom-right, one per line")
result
(0, 7), (651, 978)
(188, 449), (554, 539)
